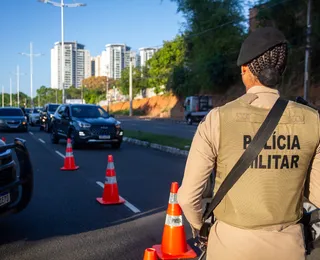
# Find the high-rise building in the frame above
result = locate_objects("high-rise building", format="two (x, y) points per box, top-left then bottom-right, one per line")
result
(124, 51), (140, 68)
(91, 55), (101, 77)
(100, 44), (131, 79)
(91, 57), (95, 77)
(51, 41), (89, 89)
(84, 50), (91, 79)
(139, 47), (158, 67)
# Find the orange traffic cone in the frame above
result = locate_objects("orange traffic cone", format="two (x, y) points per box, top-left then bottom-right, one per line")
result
(143, 248), (158, 260)
(96, 155), (125, 205)
(153, 182), (197, 259)
(60, 138), (79, 171)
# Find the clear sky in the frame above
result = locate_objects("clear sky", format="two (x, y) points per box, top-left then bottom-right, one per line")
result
(0, 0), (255, 98)
(0, 0), (185, 96)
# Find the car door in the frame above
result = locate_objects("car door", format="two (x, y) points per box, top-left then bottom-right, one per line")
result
(61, 106), (71, 136)
(55, 105), (65, 136)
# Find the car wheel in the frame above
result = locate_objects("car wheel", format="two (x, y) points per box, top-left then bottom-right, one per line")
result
(187, 116), (193, 125)
(45, 123), (49, 132)
(111, 142), (121, 149)
(51, 126), (59, 144)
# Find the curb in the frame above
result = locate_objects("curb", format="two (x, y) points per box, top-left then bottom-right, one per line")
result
(123, 137), (189, 157)
(115, 116), (189, 125)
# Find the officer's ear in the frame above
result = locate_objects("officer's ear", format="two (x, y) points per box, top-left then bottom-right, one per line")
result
(241, 65), (248, 76)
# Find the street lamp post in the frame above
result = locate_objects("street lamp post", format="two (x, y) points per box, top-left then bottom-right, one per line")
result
(129, 57), (133, 116)
(38, 0), (86, 104)
(19, 42), (43, 107)
(2, 86), (4, 108)
(9, 78), (12, 107)
(11, 66), (25, 107)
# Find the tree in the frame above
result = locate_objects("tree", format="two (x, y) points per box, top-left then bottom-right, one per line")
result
(81, 76), (108, 91)
(168, 0), (246, 96)
(147, 35), (186, 94)
(255, 0), (320, 93)
(117, 67), (146, 97)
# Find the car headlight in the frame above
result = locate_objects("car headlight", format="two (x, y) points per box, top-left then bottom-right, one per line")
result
(115, 121), (121, 129)
(77, 121), (91, 128)
(50, 114), (54, 118)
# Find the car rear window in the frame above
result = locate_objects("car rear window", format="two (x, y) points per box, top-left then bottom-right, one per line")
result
(0, 109), (24, 116)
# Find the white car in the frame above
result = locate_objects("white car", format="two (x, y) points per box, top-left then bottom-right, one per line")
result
(28, 108), (42, 126)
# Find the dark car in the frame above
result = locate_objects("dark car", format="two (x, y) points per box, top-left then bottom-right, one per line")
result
(0, 107), (28, 132)
(50, 104), (124, 149)
(0, 138), (33, 217)
(39, 103), (60, 132)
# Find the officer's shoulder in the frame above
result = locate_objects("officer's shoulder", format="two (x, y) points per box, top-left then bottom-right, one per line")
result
(289, 100), (319, 115)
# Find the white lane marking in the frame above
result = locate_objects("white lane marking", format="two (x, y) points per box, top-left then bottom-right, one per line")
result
(96, 181), (141, 213)
(29, 132), (34, 135)
(55, 150), (66, 159)
(38, 138), (45, 144)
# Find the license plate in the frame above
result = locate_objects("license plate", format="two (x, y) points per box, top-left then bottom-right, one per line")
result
(99, 135), (110, 140)
(0, 193), (10, 207)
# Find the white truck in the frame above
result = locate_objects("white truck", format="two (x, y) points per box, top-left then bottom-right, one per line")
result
(184, 96), (213, 125)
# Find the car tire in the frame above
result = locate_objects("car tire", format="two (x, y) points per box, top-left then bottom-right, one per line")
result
(51, 126), (59, 144)
(187, 116), (193, 125)
(45, 123), (49, 133)
(111, 142), (121, 149)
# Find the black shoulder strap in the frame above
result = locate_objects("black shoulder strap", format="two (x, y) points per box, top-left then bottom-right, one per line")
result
(202, 98), (289, 221)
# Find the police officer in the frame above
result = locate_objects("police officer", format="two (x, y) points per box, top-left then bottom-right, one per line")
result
(177, 27), (320, 260)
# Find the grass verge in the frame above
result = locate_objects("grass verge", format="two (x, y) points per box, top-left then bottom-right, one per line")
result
(112, 109), (146, 116)
(124, 130), (192, 150)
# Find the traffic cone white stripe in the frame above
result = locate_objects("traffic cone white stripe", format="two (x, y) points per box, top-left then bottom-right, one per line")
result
(165, 214), (183, 227)
(107, 162), (115, 169)
(105, 176), (117, 184)
(66, 152), (73, 157)
(67, 143), (72, 148)
(169, 192), (178, 204)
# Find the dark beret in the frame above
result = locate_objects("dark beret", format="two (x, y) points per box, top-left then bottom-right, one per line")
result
(237, 27), (287, 66)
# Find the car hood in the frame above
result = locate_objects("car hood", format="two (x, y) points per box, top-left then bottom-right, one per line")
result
(0, 116), (25, 121)
(73, 117), (118, 125)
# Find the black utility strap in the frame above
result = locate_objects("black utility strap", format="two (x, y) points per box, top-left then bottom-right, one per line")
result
(202, 98), (289, 221)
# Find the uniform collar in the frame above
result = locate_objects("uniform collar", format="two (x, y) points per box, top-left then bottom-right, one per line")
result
(247, 85), (280, 95)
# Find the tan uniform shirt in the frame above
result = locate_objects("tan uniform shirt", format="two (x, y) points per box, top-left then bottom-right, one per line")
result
(177, 86), (320, 260)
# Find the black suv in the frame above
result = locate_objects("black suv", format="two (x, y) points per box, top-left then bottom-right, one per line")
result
(39, 103), (61, 132)
(0, 138), (33, 217)
(50, 104), (124, 149)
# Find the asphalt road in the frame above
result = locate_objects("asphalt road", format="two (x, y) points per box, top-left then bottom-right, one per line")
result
(0, 127), (202, 260)
(117, 117), (198, 140)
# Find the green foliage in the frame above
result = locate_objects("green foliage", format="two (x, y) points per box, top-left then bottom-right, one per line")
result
(255, 0), (320, 93)
(117, 66), (146, 97)
(147, 35), (186, 94)
(164, 0), (246, 97)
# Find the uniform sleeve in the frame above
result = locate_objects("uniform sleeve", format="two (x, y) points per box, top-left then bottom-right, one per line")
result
(307, 113), (320, 208)
(177, 108), (220, 230)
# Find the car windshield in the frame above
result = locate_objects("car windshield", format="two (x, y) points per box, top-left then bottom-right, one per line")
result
(0, 109), (24, 117)
(48, 105), (59, 112)
(32, 108), (40, 113)
(71, 106), (109, 118)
